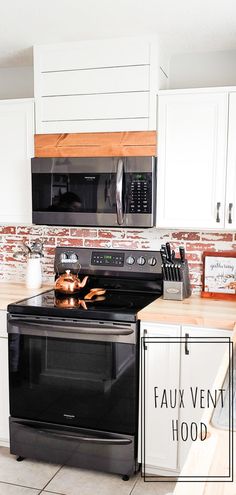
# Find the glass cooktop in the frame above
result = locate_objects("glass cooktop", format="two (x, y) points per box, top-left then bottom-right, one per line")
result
(8, 288), (160, 323)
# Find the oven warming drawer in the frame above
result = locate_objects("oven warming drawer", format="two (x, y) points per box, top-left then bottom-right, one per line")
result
(10, 418), (136, 476)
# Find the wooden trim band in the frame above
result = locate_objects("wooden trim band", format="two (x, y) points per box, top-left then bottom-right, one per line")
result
(34, 131), (157, 157)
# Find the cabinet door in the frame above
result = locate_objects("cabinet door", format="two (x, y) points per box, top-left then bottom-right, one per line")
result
(156, 92), (228, 229)
(139, 322), (181, 474)
(179, 326), (231, 470)
(0, 99), (34, 224)
(225, 92), (236, 229)
(0, 338), (9, 445)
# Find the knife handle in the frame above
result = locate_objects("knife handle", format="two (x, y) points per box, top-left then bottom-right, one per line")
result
(166, 242), (172, 262)
(179, 246), (185, 262)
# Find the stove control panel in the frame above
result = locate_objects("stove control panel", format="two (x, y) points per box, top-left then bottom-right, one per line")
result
(54, 247), (162, 276)
(91, 252), (124, 266)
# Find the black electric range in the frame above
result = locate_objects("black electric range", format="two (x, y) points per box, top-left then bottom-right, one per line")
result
(7, 247), (163, 480)
(8, 247), (163, 322)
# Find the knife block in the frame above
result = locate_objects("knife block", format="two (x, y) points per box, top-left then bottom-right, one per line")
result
(163, 261), (192, 301)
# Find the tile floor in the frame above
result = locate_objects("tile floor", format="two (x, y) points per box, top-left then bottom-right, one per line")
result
(0, 447), (175, 495)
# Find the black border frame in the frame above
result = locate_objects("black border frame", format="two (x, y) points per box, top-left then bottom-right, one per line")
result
(140, 336), (234, 483)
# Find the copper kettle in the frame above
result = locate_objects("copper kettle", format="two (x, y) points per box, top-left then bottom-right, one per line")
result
(54, 270), (88, 294)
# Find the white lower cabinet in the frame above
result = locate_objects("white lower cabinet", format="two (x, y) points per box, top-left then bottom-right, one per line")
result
(0, 311), (9, 446)
(138, 322), (231, 475)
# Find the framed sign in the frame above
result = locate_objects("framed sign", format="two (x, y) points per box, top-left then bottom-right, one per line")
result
(201, 251), (236, 300)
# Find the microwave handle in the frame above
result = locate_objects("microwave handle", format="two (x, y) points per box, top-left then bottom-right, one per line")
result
(116, 159), (124, 225)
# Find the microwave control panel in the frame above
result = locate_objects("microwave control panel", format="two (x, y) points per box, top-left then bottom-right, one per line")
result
(126, 173), (152, 214)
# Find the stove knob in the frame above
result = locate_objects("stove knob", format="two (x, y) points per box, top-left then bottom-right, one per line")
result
(148, 257), (157, 266)
(126, 256), (135, 265)
(69, 253), (78, 262)
(60, 252), (68, 261)
(137, 256), (146, 266)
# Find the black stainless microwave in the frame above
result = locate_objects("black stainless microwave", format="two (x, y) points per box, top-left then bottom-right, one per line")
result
(31, 156), (156, 228)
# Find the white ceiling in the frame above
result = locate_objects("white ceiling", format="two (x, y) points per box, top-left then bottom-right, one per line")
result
(1, 0), (236, 68)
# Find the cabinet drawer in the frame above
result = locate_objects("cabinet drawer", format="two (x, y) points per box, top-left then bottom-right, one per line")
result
(0, 311), (7, 338)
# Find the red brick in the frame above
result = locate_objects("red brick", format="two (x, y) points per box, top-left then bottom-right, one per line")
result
(172, 232), (200, 241)
(1, 244), (20, 254)
(186, 242), (216, 252)
(44, 227), (70, 237)
(186, 252), (202, 263)
(201, 232), (233, 242)
(4, 255), (24, 263)
(84, 239), (111, 248)
(0, 226), (16, 234)
(40, 236), (56, 246)
(43, 247), (56, 257)
(56, 238), (84, 247)
(16, 226), (43, 236)
(98, 229), (125, 239)
(125, 230), (146, 240)
(71, 228), (97, 238)
(1, 236), (26, 245)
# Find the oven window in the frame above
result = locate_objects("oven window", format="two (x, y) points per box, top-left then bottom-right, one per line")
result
(9, 335), (137, 435)
(32, 173), (117, 213)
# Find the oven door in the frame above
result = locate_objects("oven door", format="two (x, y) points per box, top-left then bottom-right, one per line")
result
(8, 315), (138, 436)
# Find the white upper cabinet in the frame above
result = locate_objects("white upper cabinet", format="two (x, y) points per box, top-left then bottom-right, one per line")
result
(34, 37), (168, 134)
(226, 92), (236, 230)
(0, 99), (34, 224)
(156, 91), (228, 229)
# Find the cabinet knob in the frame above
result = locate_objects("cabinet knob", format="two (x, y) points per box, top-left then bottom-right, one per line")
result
(216, 202), (221, 223)
(228, 203), (233, 224)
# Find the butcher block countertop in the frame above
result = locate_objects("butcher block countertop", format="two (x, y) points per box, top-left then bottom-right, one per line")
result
(137, 295), (236, 331)
(0, 282), (52, 311)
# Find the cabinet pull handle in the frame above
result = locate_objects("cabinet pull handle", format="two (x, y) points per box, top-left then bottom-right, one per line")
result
(185, 333), (190, 355)
(143, 329), (147, 350)
(228, 203), (233, 224)
(216, 202), (221, 223)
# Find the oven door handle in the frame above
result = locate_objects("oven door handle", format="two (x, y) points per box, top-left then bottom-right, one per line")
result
(8, 320), (134, 337)
(116, 158), (124, 225)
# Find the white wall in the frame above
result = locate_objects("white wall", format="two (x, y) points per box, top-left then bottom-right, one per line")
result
(168, 50), (236, 88)
(0, 66), (33, 99)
